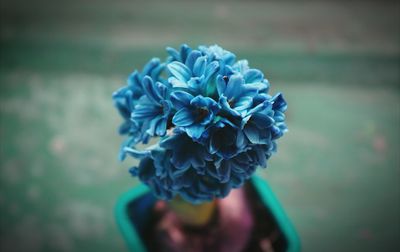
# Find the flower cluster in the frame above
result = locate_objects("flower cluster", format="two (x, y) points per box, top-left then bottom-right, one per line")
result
(113, 44), (288, 204)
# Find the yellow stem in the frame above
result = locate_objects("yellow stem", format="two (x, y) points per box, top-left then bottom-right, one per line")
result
(168, 196), (217, 226)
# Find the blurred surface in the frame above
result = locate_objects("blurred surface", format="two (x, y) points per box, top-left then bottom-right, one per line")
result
(0, 0), (399, 251)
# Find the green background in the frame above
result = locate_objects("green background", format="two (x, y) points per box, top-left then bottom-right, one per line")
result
(1, 0), (399, 251)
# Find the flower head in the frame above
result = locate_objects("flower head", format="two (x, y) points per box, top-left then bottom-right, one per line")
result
(113, 44), (288, 204)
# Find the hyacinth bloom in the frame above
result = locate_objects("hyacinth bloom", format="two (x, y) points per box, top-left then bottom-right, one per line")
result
(171, 91), (219, 139)
(217, 74), (258, 117)
(131, 76), (172, 137)
(113, 44), (288, 204)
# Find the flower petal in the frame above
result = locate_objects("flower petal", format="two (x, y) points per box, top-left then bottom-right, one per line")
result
(236, 129), (246, 148)
(204, 61), (219, 82)
(233, 96), (253, 111)
(167, 61), (191, 82)
(168, 77), (188, 88)
(193, 56), (207, 77)
(118, 121), (131, 135)
(155, 118), (167, 136)
(141, 58), (161, 76)
(142, 76), (162, 104)
(190, 153), (206, 168)
(127, 70), (141, 88)
(190, 95), (207, 107)
(172, 108), (195, 126)
(187, 76), (204, 91)
(244, 69), (264, 83)
(254, 146), (267, 168)
(244, 124), (260, 144)
(209, 134), (219, 154)
(161, 100), (172, 117)
(253, 113), (274, 128)
(137, 157), (155, 181)
(219, 95), (240, 117)
(171, 154), (191, 171)
(216, 160), (231, 183)
(185, 50), (202, 71)
(222, 52), (236, 65)
(147, 116), (163, 136)
(232, 59), (249, 73)
(272, 93), (287, 112)
(123, 147), (151, 159)
(170, 90), (194, 110)
(224, 74), (244, 99)
(244, 82), (268, 92)
(179, 44), (191, 63)
(271, 125), (284, 140)
(216, 75), (226, 97)
(166, 47), (180, 61)
(186, 124), (206, 139)
(131, 104), (158, 120)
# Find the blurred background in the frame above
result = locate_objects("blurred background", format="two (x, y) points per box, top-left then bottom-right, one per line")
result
(0, 0), (399, 251)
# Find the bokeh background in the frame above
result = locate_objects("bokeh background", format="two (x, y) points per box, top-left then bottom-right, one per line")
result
(1, 0), (399, 251)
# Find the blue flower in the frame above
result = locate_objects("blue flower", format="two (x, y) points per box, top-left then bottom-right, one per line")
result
(217, 74), (258, 117)
(166, 44), (192, 63)
(113, 44), (288, 204)
(171, 91), (219, 139)
(241, 99), (274, 145)
(232, 59), (270, 92)
(112, 58), (166, 139)
(160, 132), (213, 172)
(206, 147), (260, 186)
(207, 121), (247, 159)
(131, 76), (172, 137)
(271, 93), (288, 139)
(129, 157), (175, 200)
(167, 53), (219, 96)
(199, 44), (236, 66)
